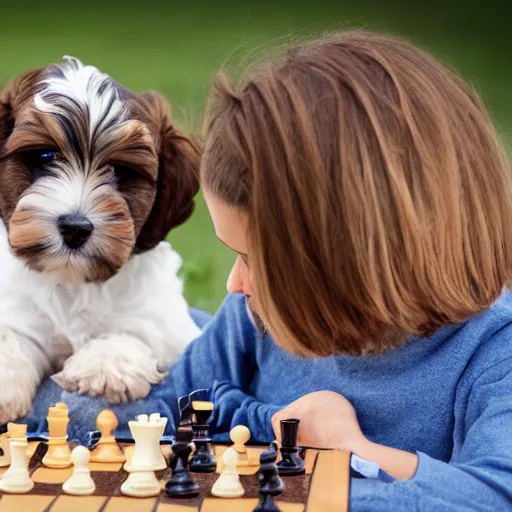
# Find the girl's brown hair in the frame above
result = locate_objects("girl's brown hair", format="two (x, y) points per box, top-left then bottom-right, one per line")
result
(201, 30), (512, 356)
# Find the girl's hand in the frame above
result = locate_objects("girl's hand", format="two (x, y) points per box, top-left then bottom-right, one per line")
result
(271, 390), (365, 451)
(272, 390), (419, 480)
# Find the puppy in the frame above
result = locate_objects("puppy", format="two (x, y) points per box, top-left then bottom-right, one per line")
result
(0, 56), (202, 424)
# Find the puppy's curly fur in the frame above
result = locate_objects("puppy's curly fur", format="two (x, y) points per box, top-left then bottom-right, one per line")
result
(0, 57), (201, 423)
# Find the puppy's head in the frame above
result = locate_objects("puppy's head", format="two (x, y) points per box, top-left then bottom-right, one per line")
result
(0, 56), (199, 283)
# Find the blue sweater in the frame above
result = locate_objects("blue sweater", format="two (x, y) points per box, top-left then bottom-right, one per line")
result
(26, 291), (512, 510)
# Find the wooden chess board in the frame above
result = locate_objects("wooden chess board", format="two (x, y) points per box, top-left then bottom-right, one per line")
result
(0, 441), (350, 512)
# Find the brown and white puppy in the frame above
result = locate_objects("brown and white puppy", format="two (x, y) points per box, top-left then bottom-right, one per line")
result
(0, 56), (201, 424)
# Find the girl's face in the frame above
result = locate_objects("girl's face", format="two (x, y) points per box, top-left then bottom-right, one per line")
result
(204, 188), (253, 296)
(204, 189), (268, 334)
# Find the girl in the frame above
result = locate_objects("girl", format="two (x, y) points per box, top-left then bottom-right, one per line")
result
(197, 30), (512, 510)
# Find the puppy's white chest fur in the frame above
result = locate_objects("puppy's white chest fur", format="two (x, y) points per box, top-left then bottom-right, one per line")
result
(0, 221), (200, 374)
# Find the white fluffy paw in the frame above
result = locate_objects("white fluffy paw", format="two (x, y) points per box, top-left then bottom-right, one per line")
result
(0, 370), (36, 424)
(51, 334), (167, 404)
(0, 328), (40, 423)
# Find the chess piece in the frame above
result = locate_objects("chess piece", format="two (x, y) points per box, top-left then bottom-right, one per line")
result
(84, 430), (102, 450)
(4, 423), (26, 467)
(211, 447), (245, 498)
(90, 410), (126, 463)
(0, 425), (10, 467)
(123, 413), (167, 472)
(0, 436), (34, 493)
(230, 425), (250, 466)
(121, 469), (161, 498)
(121, 413), (164, 497)
(268, 440), (279, 453)
(189, 401), (216, 473)
(276, 419), (305, 476)
(253, 449), (284, 512)
(165, 428), (200, 497)
(7, 423), (27, 441)
(43, 403), (72, 468)
(62, 446), (96, 495)
(178, 389), (210, 428)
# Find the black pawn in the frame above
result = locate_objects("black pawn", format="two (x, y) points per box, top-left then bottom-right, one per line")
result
(165, 429), (200, 497)
(189, 401), (216, 473)
(254, 449), (284, 512)
(276, 419), (305, 476)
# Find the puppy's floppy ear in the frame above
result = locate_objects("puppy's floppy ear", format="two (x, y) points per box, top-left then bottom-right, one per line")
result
(0, 69), (42, 148)
(134, 92), (200, 252)
(0, 69), (43, 221)
(0, 91), (13, 147)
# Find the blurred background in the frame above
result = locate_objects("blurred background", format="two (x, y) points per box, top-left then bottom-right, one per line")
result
(0, 0), (509, 313)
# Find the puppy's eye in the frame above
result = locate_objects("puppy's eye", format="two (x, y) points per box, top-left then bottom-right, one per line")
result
(24, 150), (57, 180)
(39, 151), (55, 161)
(31, 150), (56, 166)
(113, 165), (138, 183)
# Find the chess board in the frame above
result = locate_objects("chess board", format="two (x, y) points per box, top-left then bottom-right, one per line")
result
(0, 440), (350, 512)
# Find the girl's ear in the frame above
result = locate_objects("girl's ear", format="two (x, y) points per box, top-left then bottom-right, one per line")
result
(134, 92), (200, 252)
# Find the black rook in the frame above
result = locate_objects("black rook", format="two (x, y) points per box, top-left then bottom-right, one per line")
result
(276, 419), (305, 476)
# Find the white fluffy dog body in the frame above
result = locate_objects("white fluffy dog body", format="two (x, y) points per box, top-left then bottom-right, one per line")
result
(0, 57), (201, 423)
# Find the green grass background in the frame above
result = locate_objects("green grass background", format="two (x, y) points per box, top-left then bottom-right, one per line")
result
(1, 0), (509, 313)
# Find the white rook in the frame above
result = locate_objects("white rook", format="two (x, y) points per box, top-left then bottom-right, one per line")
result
(123, 413), (168, 472)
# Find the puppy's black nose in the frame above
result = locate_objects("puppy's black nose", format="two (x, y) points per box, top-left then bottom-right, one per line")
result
(57, 214), (94, 249)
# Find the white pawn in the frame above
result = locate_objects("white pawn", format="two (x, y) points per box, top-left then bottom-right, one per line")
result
(0, 437), (34, 493)
(211, 447), (245, 498)
(230, 425), (251, 466)
(63, 446), (96, 495)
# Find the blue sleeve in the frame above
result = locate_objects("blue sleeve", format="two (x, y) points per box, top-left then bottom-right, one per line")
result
(167, 293), (280, 441)
(209, 381), (280, 442)
(350, 356), (512, 511)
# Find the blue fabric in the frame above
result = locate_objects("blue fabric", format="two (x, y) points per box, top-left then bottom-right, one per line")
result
(26, 292), (512, 510)
(187, 307), (214, 331)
